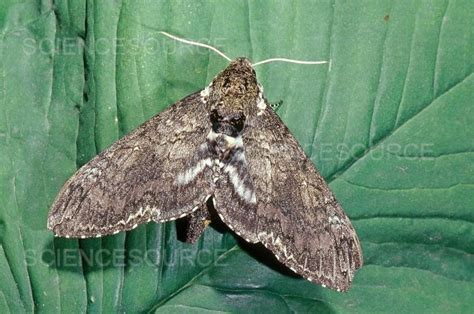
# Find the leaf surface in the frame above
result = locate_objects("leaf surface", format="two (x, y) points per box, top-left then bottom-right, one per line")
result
(0, 0), (472, 313)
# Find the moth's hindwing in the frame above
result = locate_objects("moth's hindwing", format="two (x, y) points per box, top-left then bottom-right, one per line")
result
(239, 104), (363, 292)
(47, 91), (213, 238)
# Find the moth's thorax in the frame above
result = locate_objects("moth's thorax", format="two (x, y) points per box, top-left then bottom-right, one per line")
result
(207, 129), (243, 161)
(206, 58), (260, 122)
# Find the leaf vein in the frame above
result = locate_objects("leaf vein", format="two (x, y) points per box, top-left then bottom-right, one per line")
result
(327, 71), (474, 182)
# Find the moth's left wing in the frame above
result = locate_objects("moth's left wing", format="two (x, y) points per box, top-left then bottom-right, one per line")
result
(242, 105), (363, 291)
(48, 92), (214, 238)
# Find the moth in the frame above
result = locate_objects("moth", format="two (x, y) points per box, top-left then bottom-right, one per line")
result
(47, 57), (363, 291)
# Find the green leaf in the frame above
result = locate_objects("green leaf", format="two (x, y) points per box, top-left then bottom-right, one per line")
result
(0, 0), (473, 313)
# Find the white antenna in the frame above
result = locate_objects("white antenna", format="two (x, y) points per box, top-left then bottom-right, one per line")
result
(158, 31), (328, 67)
(252, 58), (328, 67)
(158, 31), (232, 62)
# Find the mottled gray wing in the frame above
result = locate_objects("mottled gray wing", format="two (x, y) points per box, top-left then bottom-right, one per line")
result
(213, 146), (259, 244)
(243, 106), (363, 292)
(48, 92), (213, 238)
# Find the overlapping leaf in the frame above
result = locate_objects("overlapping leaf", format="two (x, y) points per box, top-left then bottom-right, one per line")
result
(0, 0), (472, 313)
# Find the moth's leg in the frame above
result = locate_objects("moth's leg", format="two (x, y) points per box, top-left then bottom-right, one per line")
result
(183, 202), (212, 244)
(269, 100), (283, 112)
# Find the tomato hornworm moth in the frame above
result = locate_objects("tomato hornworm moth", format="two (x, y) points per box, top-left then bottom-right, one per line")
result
(47, 35), (363, 292)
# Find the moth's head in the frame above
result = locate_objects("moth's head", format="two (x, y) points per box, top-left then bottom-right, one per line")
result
(206, 57), (260, 137)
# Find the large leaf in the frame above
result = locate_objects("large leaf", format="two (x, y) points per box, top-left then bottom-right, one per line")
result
(0, 0), (473, 312)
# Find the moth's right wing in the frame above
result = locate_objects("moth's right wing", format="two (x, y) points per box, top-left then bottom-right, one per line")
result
(48, 92), (214, 238)
(242, 106), (363, 291)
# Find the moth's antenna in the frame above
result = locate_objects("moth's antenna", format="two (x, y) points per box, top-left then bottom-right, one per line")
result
(141, 25), (327, 67)
(252, 58), (328, 67)
(158, 31), (232, 62)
